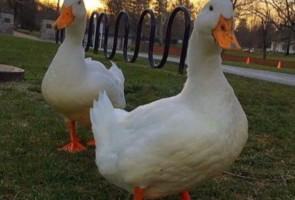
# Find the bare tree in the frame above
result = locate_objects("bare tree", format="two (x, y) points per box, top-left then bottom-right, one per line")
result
(7, 0), (24, 27)
(124, 0), (153, 35)
(153, 0), (169, 45)
(7, 0), (38, 30)
(172, 0), (196, 18)
(267, 0), (295, 27)
(103, 0), (152, 35)
(232, 0), (253, 10)
(248, 0), (273, 59)
(235, 18), (252, 48)
(102, 0), (127, 37)
(232, 0), (255, 20)
(266, 0), (295, 55)
(103, 0), (125, 16)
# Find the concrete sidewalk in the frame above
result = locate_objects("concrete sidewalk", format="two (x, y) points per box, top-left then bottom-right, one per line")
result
(13, 31), (54, 43)
(222, 65), (295, 86)
(132, 52), (295, 87)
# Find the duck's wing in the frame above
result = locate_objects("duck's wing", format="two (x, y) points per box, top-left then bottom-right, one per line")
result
(85, 57), (108, 73)
(109, 61), (125, 85)
(85, 58), (125, 85)
(84, 58), (126, 108)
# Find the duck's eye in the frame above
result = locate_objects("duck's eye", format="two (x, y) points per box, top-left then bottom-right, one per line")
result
(209, 5), (213, 11)
(78, 0), (82, 4)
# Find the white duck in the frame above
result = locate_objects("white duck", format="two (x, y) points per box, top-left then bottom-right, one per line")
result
(42, 0), (126, 153)
(90, 0), (248, 199)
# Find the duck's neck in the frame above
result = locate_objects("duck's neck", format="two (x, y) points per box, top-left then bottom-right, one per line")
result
(62, 17), (86, 47)
(52, 17), (86, 73)
(181, 31), (226, 97)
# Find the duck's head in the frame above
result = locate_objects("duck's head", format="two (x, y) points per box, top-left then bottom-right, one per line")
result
(52, 0), (86, 30)
(193, 0), (240, 50)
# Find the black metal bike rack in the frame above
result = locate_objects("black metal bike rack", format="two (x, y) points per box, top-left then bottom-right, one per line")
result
(57, 6), (191, 74)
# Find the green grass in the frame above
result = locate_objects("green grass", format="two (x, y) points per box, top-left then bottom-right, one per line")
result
(0, 34), (295, 199)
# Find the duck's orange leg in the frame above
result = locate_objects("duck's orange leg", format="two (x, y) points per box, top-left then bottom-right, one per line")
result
(180, 191), (190, 200)
(133, 187), (144, 200)
(87, 139), (96, 147)
(58, 121), (86, 153)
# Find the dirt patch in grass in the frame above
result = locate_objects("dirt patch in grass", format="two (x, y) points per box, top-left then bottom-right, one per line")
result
(254, 134), (273, 144)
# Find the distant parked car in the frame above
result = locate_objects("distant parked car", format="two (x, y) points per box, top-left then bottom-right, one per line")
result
(242, 48), (255, 53)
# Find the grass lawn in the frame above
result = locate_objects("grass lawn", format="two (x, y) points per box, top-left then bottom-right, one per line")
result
(0, 34), (294, 199)
(224, 50), (295, 62)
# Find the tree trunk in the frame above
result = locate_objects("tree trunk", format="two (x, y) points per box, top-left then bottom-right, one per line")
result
(263, 32), (267, 59)
(57, 0), (60, 14)
(263, 27), (267, 59)
(285, 26), (292, 55)
(286, 40), (290, 55)
(159, 17), (165, 46)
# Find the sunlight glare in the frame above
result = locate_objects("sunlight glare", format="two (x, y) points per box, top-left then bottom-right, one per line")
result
(42, 0), (104, 12)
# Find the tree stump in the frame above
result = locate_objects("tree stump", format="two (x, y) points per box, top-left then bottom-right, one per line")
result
(0, 64), (25, 82)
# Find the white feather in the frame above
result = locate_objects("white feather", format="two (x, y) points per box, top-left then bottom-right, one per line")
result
(109, 61), (125, 85)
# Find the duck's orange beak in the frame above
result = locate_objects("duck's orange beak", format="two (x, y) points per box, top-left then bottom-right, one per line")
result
(52, 6), (74, 30)
(212, 15), (241, 50)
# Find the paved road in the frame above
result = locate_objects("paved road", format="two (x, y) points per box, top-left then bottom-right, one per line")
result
(133, 52), (295, 87)
(222, 65), (295, 86)
(13, 31), (54, 43)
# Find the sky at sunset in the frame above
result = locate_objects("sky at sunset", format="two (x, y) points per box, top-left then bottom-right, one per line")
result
(39, 0), (104, 12)
(40, 0), (202, 12)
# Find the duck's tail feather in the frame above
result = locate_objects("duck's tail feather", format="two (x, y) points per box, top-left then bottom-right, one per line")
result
(90, 91), (127, 153)
(90, 91), (128, 175)
(91, 91), (114, 150)
(109, 61), (125, 84)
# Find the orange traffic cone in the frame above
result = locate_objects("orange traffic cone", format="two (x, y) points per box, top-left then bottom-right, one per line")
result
(246, 57), (250, 65)
(277, 61), (282, 69)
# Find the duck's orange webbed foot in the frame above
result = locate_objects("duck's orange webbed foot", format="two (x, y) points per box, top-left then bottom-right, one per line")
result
(87, 139), (96, 147)
(133, 187), (144, 200)
(58, 121), (86, 153)
(180, 191), (190, 200)
(58, 140), (86, 153)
